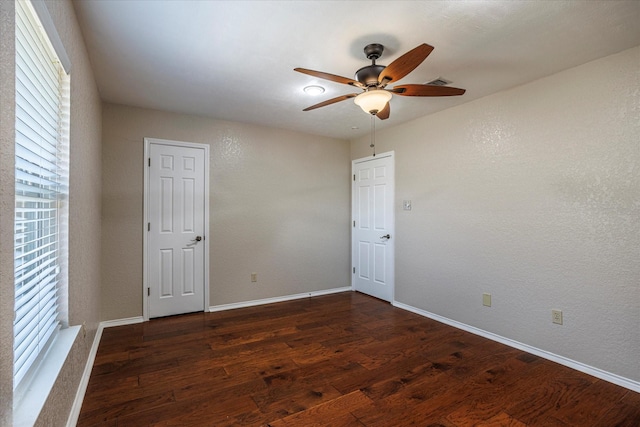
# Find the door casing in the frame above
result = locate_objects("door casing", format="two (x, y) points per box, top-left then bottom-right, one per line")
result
(143, 137), (210, 320)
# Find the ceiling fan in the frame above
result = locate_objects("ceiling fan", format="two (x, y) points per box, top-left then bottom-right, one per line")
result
(295, 43), (466, 120)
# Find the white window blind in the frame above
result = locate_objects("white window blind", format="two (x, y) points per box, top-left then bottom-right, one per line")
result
(14, 0), (69, 388)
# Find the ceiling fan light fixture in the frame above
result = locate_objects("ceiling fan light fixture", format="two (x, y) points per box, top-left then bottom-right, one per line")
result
(303, 85), (325, 95)
(354, 90), (392, 115)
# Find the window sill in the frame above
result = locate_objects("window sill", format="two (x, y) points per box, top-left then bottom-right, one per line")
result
(13, 326), (80, 427)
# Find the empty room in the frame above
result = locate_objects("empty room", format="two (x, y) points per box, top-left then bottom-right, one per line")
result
(0, 0), (639, 426)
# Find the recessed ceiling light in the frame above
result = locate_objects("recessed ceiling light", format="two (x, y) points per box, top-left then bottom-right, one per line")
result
(303, 85), (325, 95)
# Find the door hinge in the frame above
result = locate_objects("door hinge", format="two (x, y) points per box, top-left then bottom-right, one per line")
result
(353, 220), (355, 227)
(148, 158), (151, 167)
(147, 287), (150, 296)
(353, 267), (355, 274)
(148, 222), (150, 231)
(353, 174), (355, 181)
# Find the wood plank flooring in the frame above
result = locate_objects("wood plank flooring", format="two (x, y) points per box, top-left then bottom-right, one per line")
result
(78, 292), (640, 426)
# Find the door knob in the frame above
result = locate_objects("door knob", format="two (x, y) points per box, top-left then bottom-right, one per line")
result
(195, 236), (202, 242)
(380, 234), (391, 239)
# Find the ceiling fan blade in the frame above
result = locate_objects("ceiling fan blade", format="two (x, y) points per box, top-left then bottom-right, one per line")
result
(294, 68), (364, 88)
(378, 43), (434, 86)
(376, 102), (390, 120)
(392, 84), (466, 97)
(302, 93), (359, 111)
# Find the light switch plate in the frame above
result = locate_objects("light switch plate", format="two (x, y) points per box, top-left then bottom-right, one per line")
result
(483, 293), (491, 307)
(403, 200), (412, 211)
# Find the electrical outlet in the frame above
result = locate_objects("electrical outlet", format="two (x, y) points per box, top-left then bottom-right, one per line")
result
(251, 272), (257, 283)
(482, 293), (491, 307)
(552, 309), (563, 325)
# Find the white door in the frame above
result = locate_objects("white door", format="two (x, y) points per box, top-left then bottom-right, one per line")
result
(352, 152), (394, 302)
(144, 138), (209, 318)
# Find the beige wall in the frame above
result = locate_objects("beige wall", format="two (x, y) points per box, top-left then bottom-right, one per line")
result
(0, 0), (102, 424)
(101, 104), (351, 320)
(352, 46), (640, 382)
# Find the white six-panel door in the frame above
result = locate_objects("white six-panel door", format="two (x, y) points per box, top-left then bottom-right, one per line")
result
(352, 152), (394, 302)
(145, 138), (209, 318)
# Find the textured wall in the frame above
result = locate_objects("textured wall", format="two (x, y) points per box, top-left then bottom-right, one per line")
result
(102, 104), (351, 320)
(0, 1), (16, 423)
(0, 0), (102, 425)
(351, 46), (640, 382)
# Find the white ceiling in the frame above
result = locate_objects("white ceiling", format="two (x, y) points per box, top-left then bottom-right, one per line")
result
(72, 1), (640, 140)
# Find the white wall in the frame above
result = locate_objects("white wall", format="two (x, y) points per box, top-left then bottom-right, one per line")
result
(352, 46), (640, 382)
(101, 104), (351, 320)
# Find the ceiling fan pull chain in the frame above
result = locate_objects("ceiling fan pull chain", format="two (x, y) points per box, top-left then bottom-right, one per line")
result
(370, 114), (376, 157)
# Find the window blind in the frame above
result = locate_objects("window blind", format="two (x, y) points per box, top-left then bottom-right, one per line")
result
(14, 0), (69, 388)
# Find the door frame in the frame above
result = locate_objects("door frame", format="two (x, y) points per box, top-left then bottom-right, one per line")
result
(351, 151), (395, 302)
(142, 137), (210, 321)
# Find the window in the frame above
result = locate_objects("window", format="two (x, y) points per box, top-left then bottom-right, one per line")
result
(14, 0), (70, 389)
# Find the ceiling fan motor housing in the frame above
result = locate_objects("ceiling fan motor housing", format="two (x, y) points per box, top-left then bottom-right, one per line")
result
(355, 65), (385, 87)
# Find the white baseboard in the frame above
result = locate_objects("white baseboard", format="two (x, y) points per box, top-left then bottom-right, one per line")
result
(99, 316), (144, 328)
(393, 301), (640, 393)
(66, 316), (144, 427)
(209, 287), (352, 312)
(65, 325), (101, 427)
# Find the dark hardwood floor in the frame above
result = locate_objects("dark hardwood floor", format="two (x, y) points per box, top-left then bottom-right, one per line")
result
(78, 292), (640, 426)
